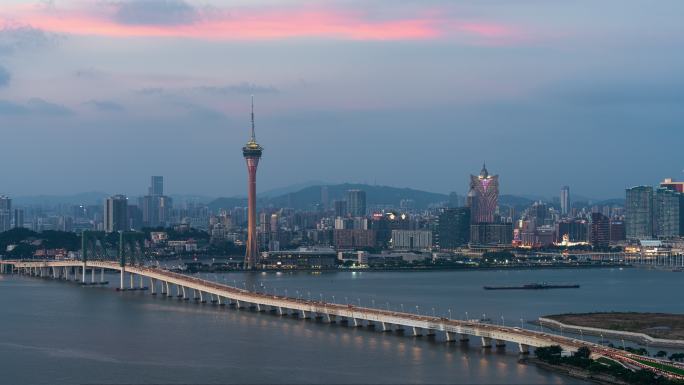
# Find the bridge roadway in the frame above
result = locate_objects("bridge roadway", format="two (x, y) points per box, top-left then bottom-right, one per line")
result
(2, 259), (683, 381)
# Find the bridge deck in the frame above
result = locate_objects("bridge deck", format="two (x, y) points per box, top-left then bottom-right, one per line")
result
(2, 259), (682, 381)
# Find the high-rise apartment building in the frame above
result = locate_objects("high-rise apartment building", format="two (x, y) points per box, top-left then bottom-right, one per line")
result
(13, 208), (24, 229)
(333, 200), (348, 218)
(0, 195), (11, 233)
(104, 195), (128, 233)
(560, 186), (570, 216)
(437, 207), (470, 249)
(347, 189), (366, 217)
(625, 186), (654, 240)
(149, 176), (164, 196)
(142, 176), (172, 228)
(590, 212), (610, 248)
(467, 164), (498, 224)
(654, 188), (684, 238)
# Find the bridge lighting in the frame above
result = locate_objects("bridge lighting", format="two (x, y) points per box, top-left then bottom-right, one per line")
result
(432, 307), (436, 317)
(416, 305), (420, 315)
(501, 315), (505, 326)
(448, 309), (452, 319)
(400, 304), (404, 312)
(465, 311), (469, 321)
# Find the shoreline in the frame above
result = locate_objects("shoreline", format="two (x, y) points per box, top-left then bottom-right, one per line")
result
(536, 317), (684, 349)
(179, 263), (632, 274)
(523, 357), (629, 385)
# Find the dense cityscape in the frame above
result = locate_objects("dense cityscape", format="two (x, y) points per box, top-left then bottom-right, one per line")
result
(2, 165), (683, 271)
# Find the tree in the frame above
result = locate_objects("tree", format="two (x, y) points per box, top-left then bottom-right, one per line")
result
(575, 346), (591, 359)
(655, 350), (668, 358)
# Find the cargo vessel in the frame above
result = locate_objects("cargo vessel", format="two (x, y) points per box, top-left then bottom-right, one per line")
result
(483, 283), (580, 290)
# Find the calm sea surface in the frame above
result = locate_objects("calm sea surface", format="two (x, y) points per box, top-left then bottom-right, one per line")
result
(1, 267), (682, 384)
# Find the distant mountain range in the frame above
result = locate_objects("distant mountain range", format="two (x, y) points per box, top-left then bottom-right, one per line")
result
(206, 184), (582, 212)
(10, 183), (623, 211)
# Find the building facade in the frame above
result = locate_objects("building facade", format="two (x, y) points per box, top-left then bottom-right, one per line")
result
(625, 186), (654, 240)
(654, 188), (684, 238)
(560, 185), (570, 216)
(347, 189), (367, 217)
(468, 164), (498, 224)
(0, 195), (11, 233)
(590, 212), (610, 248)
(437, 207), (470, 249)
(391, 230), (432, 250)
(104, 195), (128, 233)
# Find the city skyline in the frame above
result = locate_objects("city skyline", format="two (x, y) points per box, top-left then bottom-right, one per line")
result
(1, 0), (683, 197)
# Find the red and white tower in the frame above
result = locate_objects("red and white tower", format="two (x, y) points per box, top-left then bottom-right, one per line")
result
(242, 97), (263, 270)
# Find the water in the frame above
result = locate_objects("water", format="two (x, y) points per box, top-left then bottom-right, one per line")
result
(1, 267), (682, 384)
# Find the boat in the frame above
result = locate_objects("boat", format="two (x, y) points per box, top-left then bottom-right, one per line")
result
(483, 283), (580, 290)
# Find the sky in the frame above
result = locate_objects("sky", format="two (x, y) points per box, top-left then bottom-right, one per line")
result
(0, 0), (683, 199)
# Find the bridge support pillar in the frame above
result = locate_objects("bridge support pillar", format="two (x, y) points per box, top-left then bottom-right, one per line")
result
(82, 264), (86, 283)
(100, 268), (104, 283)
(182, 286), (188, 300)
(460, 334), (470, 343)
(381, 322), (392, 332)
(412, 327), (422, 336)
(200, 291), (206, 303)
(161, 281), (167, 295)
(64, 266), (69, 281)
(300, 310), (310, 319)
(518, 343), (530, 354)
(150, 278), (156, 295)
(277, 307), (286, 315)
(326, 314), (336, 323)
(495, 339), (506, 348)
(120, 269), (125, 290)
(481, 337), (492, 348)
(445, 331), (456, 342)
(139, 275), (144, 290)
(90, 268), (95, 284)
(129, 272), (134, 290)
(351, 318), (361, 327)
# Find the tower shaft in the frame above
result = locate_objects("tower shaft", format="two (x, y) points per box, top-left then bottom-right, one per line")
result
(244, 156), (260, 269)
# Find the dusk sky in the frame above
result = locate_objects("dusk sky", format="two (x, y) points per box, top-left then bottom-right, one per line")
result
(1, 0), (683, 199)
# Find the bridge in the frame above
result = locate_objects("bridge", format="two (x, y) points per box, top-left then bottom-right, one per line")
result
(2, 258), (683, 381)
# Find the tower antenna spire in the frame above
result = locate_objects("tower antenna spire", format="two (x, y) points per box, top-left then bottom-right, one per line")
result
(250, 95), (256, 141)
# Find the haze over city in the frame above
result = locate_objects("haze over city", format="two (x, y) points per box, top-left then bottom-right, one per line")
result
(1, 0), (683, 198)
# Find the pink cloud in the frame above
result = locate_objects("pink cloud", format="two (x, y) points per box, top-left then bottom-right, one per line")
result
(3, 3), (522, 43)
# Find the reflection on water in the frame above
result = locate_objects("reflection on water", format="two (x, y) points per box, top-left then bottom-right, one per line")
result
(5, 267), (682, 385)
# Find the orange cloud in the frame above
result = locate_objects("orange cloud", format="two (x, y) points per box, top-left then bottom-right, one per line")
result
(4, 3), (521, 42)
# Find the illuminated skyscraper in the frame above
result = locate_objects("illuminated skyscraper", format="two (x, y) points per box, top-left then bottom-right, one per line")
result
(242, 97), (263, 270)
(468, 164), (499, 224)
